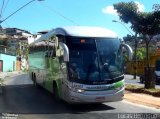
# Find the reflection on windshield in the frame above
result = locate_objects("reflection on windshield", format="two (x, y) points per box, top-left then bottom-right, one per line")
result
(96, 38), (123, 80)
(66, 37), (123, 84)
(69, 50), (99, 81)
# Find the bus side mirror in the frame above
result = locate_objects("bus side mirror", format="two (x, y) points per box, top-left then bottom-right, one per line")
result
(59, 42), (69, 62)
(121, 43), (133, 60)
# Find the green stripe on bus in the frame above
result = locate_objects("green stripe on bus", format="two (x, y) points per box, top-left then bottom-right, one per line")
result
(114, 80), (124, 89)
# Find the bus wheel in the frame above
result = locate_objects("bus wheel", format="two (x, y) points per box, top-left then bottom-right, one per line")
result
(53, 82), (58, 100)
(33, 73), (37, 86)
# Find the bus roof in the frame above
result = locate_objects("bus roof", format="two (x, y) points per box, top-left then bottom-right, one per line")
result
(33, 26), (117, 44)
(55, 26), (117, 38)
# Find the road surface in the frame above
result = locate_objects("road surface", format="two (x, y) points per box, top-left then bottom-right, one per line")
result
(0, 73), (159, 119)
(124, 75), (160, 89)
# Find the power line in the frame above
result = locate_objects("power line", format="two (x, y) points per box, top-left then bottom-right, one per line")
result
(0, 0), (5, 19)
(39, 2), (79, 26)
(2, 0), (10, 16)
(0, 15), (10, 27)
(0, 0), (44, 24)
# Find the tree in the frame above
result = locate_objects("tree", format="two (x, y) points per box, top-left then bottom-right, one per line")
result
(0, 38), (8, 46)
(114, 1), (160, 89)
(123, 35), (146, 60)
(136, 47), (146, 60)
(123, 34), (135, 44)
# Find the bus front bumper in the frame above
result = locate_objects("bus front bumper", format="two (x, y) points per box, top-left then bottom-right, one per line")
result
(66, 88), (124, 104)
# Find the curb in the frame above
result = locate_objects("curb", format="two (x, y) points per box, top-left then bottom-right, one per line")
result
(124, 92), (160, 109)
(0, 71), (23, 79)
(125, 88), (160, 97)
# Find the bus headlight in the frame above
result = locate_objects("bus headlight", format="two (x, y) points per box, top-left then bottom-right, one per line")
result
(77, 89), (85, 93)
(70, 88), (85, 93)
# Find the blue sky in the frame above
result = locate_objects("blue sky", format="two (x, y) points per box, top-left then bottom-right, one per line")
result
(0, 0), (160, 38)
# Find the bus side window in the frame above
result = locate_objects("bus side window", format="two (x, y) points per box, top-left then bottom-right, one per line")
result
(45, 51), (49, 57)
(51, 47), (56, 57)
(45, 40), (56, 58)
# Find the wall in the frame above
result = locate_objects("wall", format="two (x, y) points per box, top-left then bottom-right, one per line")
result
(28, 34), (41, 44)
(16, 60), (21, 71)
(0, 53), (16, 72)
(126, 54), (160, 75)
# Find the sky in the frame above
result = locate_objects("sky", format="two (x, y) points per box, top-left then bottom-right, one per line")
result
(0, 0), (160, 38)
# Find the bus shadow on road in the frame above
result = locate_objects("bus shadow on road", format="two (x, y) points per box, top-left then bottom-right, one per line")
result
(68, 103), (115, 114)
(0, 84), (115, 114)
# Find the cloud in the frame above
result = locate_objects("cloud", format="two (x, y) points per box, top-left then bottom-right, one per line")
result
(134, 1), (145, 12)
(102, 6), (118, 16)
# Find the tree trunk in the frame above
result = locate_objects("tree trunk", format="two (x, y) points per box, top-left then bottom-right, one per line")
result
(134, 33), (137, 79)
(144, 67), (155, 89)
(144, 38), (155, 89)
(146, 42), (150, 68)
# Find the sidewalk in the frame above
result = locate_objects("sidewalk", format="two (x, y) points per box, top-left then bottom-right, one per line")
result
(124, 91), (160, 109)
(0, 71), (22, 79)
(0, 71), (33, 85)
(124, 74), (160, 89)
(124, 74), (140, 80)
(0, 71), (33, 94)
(124, 74), (160, 109)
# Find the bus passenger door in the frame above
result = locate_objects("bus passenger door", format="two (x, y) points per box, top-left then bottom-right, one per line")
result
(57, 42), (70, 99)
(59, 54), (69, 99)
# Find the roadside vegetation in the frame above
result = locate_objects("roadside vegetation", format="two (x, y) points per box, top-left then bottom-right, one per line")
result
(114, 1), (160, 89)
(0, 78), (4, 85)
(125, 84), (160, 97)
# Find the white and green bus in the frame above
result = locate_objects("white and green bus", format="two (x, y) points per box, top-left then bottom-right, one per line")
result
(29, 26), (132, 103)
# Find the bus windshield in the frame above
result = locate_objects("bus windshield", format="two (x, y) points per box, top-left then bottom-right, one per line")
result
(67, 37), (123, 84)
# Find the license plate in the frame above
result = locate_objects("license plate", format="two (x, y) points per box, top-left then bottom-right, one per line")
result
(95, 96), (105, 101)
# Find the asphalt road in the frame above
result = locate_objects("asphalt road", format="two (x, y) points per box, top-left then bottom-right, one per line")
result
(0, 84), (160, 119)
(124, 75), (160, 89)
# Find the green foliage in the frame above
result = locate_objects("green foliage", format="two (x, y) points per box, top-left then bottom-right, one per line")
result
(123, 34), (135, 43)
(133, 12), (160, 36)
(17, 42), (29, 60)
(123, 47), (146, 61)
(136, 47), (146, 60)
(114, 1), (160, 36)
(113, 1), (138, 24)
(114, 1), (160, 89)
(123, 52), (128, 62)
(0, 38), (8, 46)
(0, 78), (3, 83)
(22, 68), (28, 73)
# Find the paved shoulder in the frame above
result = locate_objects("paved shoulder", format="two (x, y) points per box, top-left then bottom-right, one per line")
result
(1, 71), (33, 85)
(124, 91), (160, 109)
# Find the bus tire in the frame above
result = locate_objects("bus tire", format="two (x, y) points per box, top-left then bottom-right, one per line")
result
(53, 82), (58, 100)
(30, 73), (33, 81)
(33, 73), (37, 87)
